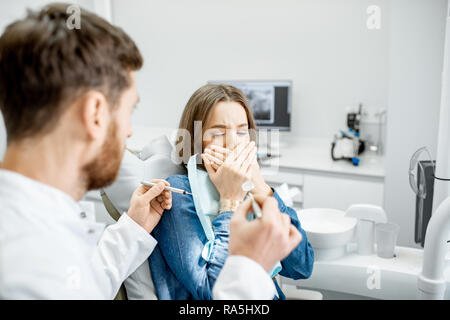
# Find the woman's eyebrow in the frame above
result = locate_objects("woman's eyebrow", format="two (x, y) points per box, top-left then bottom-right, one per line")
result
(209, 124), (227, 129)
(209, 123), (249, 129)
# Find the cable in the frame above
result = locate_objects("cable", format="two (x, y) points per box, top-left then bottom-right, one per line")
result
(433, 175), (450, 182)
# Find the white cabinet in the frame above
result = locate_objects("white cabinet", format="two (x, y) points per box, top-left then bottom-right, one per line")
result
(262, 168), (384, 212)
(263, 170), (305, 209)
(259, 138), (385, 212)
(303, 174), (383, 210)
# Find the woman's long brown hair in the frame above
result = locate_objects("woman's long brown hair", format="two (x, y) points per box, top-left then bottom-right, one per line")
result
(175, 84), (257, 165)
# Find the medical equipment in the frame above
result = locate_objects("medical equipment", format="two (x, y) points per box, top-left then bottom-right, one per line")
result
(331, 104), (367, 166)
(331, 129), (365, 166)
(418, 197), (450, 299)
(417, 4), (450, 299)
(345, 204), (387, 256)
(141, 180), (192, 195)
(409, 147), (436, 247)
(208, 80), (292, 131)
(409, 147), (435, 200)
(300, 208), (357, 261)
(242, 181), (262, 218)
(375, 222), (400, 259)
(374, 109), (387, 155)
(347, 103), (363, 134)
(409, 147), (450, 248)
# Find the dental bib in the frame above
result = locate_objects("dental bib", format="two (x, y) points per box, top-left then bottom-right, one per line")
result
(187, 154), (282, 279)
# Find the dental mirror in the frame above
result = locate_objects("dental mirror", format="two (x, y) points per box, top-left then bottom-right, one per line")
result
(242, 181), (262, 218)
(242, 181), (255, 193)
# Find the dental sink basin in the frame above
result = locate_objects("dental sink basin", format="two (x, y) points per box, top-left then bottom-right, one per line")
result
(300, 208), (357, 261)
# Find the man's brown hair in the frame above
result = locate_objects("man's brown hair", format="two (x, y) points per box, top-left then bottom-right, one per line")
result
(0, 3), (143, 143)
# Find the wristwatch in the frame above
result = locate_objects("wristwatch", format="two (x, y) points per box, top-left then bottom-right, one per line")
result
(218, 199), (241, 213)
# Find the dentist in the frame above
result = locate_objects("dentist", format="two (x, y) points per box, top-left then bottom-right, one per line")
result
(0, 3), (301, 300)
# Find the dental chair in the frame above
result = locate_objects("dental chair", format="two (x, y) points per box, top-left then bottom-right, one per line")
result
(101, 134), (320, 300)
(100, 135), (186, 300)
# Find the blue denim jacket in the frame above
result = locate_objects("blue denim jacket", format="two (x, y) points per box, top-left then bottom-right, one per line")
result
(148, 174), (314, 300)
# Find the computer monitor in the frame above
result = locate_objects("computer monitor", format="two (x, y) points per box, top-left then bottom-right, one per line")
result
(208, 80), (292, 131)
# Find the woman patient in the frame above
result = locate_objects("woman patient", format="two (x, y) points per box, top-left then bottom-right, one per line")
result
(148, 84), (314, 300)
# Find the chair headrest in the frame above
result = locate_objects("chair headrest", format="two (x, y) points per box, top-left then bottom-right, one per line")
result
(102, 135), (186, 216)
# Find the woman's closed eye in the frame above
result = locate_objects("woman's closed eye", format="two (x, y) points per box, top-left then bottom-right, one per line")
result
(211, 129), (248, 136)
(237, 130), (249, 135)
(211, 131), (225, 137)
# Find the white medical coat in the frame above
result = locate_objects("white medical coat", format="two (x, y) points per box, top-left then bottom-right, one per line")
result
(0, 169), (276, 300)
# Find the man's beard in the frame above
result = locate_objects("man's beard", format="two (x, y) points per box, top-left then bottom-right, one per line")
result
(82, 120), (124, 191)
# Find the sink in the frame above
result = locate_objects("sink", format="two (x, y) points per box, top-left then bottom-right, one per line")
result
(300, 208), (357, 261)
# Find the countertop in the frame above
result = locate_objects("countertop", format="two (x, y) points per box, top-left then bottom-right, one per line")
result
(259, 137), (385, 179)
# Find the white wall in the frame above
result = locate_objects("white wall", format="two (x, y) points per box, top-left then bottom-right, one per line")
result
(384, 0), (447, 247)
(112, 0), (390, 139)
(0, 0), (55, 161)
(0, 0), (97, 161)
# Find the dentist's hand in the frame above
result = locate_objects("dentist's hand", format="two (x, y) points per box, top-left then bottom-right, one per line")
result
(202, 141), (257, 202)
(127, 179), (172, 233)
(229, 196), (302, 272)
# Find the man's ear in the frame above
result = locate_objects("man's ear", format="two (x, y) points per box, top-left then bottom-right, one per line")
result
(79, 91), (111, 142)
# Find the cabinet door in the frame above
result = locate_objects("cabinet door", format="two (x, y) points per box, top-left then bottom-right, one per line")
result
(303, 174), (384, 211)
(262, 170), (304, 209)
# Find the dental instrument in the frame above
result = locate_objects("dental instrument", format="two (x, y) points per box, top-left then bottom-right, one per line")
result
(241, 180), (282, 277)
(242, 181), (262, 218)
(141, 181), (192, 195)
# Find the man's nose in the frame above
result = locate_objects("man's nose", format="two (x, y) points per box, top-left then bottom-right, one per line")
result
(127, 127), (133, 139)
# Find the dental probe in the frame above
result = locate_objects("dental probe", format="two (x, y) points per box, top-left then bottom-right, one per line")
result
(242, 181), (262, 219)
(141, 181), (192, 196)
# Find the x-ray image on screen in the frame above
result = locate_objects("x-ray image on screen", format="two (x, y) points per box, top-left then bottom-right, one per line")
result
(208, 80), (292, 131)
(238, 84), (274, 124)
